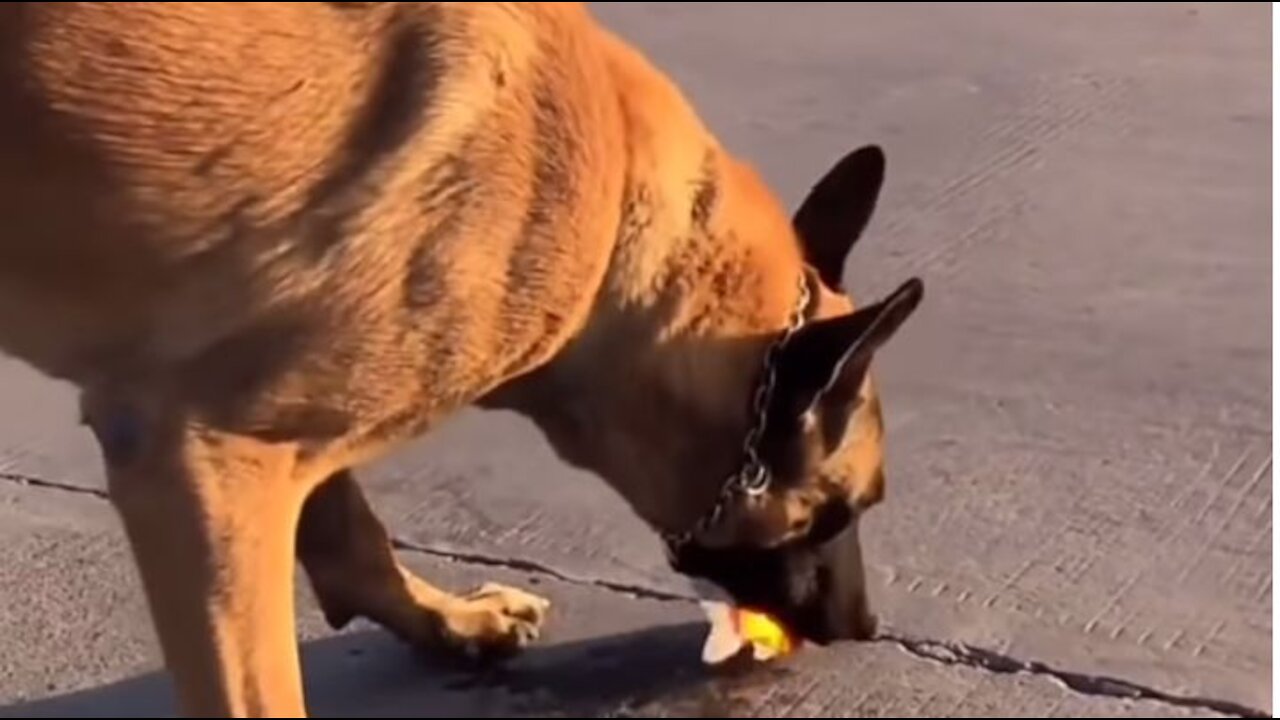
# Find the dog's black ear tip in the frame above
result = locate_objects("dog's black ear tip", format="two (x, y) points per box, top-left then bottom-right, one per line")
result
(827, 145), (885, 184)
(852, 144), (886, 164)
(892, 276), (925, 305)
(873, 277), (924, 327)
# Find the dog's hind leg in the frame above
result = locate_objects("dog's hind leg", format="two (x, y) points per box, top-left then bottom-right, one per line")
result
(84, 395), (309, 718)
(297, 469), (550, 661)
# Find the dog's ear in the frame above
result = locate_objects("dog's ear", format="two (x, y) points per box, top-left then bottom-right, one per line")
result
(769, 277), (922, 437)
(792, 145), (886, 288)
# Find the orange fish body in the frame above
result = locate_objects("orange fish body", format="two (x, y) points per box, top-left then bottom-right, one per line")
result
(701, 602), (799, 664)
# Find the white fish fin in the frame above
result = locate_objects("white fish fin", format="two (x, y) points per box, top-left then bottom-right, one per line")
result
(700, 601), (746, 665)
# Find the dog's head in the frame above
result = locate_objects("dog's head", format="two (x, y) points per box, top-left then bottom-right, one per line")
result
(489, 144), (921, 646)
(668, 145), (922, 644)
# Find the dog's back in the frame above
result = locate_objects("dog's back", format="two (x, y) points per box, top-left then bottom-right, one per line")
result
(0, 6), (924, 716)
(0, 2), (624, 453)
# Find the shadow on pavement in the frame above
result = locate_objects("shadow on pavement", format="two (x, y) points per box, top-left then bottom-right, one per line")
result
(1, 621), (757, 718)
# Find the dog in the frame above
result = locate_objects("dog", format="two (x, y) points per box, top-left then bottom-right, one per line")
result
(0, 3), (923, 716)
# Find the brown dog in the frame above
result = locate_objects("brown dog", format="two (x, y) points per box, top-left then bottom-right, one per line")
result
(0, 3), (923, 716)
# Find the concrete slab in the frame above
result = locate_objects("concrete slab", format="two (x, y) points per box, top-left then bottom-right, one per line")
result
(0, 485), (1234, 718)
(0, 1), (1269, 717)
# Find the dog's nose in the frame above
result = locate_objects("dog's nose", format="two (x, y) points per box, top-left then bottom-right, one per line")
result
(808, 511), (876, 643)
(841, 607), (878, 641)
(793, 597), (876, 645)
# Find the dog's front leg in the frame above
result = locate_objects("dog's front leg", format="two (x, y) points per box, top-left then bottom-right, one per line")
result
(86, 397), (309, 718)
(298, 469), (550, 661)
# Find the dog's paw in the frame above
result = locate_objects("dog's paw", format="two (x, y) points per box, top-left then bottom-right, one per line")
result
(441, 582), (550, 662)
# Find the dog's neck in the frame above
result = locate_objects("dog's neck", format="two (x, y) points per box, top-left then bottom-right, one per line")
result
(484, 33), (810, 532)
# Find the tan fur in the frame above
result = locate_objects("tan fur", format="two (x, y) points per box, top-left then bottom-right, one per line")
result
(0, 3), (897, 716)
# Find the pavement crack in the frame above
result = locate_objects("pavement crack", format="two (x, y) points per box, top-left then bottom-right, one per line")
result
(1, 469), (695, 606)
(392, 538), (1267, 718)
(0, 471), (107, 500)
(390, 536), (695, 603)
(879, 632), (1267, 718)
(4, 470), (1265, 718)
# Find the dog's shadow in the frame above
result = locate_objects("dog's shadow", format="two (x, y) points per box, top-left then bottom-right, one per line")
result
(0, 621), (757, 718)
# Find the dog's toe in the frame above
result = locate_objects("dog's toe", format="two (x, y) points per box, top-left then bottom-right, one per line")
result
(440, 582), (551, 662)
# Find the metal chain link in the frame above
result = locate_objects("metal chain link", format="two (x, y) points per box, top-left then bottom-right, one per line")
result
(664, 274), (812, 549)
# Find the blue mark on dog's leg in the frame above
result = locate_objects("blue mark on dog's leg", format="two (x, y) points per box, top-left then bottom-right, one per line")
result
(91, 408), (144, 468)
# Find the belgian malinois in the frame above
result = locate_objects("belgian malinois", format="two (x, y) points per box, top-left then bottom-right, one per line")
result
(0, 3), (924, 716)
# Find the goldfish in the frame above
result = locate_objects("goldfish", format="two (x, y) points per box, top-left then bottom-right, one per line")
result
(701, 601), (798, 664)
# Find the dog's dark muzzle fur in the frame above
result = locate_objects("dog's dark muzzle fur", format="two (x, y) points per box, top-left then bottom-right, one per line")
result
(669, 499), (877, 644)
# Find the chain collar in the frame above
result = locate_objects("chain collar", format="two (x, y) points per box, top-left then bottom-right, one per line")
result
(662, 273), (815, 550)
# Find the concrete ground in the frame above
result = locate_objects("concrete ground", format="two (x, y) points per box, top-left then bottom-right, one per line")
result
(0, 2), (1270, 717)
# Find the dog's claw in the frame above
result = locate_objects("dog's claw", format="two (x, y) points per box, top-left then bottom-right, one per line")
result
(441, 582), (550, 662)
